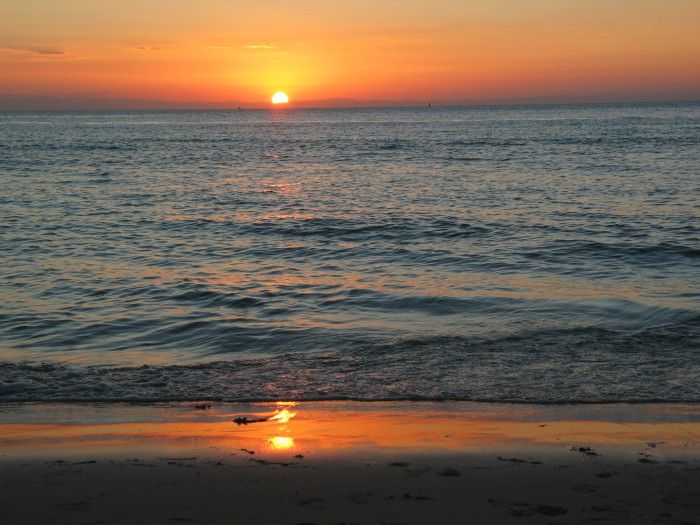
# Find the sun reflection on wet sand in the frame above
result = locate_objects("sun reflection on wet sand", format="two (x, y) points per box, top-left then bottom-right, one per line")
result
(1, 402), (699, 462)
(268, 408), (297, 424)
(264, 404), (297, 450)
(267, 436), (295, 450)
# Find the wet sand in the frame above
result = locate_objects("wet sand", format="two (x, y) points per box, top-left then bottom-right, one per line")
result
(1, 402), (699, 524)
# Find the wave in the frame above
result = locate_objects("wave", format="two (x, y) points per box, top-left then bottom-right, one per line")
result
(522, 240), (700, 266)
(2, 324), (697, 403)
(157, 215), (494, 244)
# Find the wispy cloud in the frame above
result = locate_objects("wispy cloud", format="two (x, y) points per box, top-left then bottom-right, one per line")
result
(131, 46), (162, 51)
(1, 45), (66, 55)
(244, 43), (280, 50)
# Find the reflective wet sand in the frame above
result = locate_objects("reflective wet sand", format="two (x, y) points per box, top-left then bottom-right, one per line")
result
(1, 402), (698, 524)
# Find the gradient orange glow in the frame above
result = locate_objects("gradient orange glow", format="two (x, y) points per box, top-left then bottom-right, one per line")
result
(0, 1), (698, 107)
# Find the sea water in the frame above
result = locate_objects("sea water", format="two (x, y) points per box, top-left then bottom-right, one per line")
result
(1, 103), (698, 402)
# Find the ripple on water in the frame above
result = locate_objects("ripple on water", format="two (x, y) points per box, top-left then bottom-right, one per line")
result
(1, 104), (699, 402)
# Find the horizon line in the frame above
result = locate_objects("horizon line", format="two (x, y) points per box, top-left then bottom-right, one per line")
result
(1, 94), (699, 112)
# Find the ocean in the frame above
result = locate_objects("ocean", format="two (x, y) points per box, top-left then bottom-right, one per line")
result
(1, 103), (698, 403)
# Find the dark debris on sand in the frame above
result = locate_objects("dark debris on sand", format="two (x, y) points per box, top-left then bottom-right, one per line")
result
(489, 499), (568, 517)
(233, 416), (268, 425)
(596, 471), (616, 478)
(497, 456), (542, 465)
(571, 446), (600, 457)
(534, 504), (568, 516)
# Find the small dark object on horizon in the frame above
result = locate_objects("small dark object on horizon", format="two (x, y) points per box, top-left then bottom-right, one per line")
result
(194, 404), (211, 410)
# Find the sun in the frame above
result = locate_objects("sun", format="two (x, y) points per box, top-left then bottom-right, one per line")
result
(271, 91), (289, 104)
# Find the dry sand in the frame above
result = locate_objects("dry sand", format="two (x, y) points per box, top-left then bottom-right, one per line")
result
(1, 401), (698, 524)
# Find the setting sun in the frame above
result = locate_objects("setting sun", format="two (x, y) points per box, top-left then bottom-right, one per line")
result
(271, 92), (289, 104)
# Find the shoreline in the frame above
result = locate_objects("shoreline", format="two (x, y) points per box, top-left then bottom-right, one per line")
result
(1, 401), (699, 524)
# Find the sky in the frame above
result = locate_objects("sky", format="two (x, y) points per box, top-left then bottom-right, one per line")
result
(1, 0), (699, 108)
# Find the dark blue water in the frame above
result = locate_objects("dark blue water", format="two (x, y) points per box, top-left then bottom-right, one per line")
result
(1, 103), (698, 402)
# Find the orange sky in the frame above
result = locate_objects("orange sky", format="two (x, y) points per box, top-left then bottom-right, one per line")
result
(1, 0), (699, 107)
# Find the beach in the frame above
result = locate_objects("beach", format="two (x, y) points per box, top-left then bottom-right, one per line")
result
(1, 402), (698, 524)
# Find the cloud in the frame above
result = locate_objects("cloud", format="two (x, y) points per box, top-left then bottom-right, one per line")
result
(244, 43), (280, 50)
(1, 45), (66, 55)
(132, 46), (162, 51)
